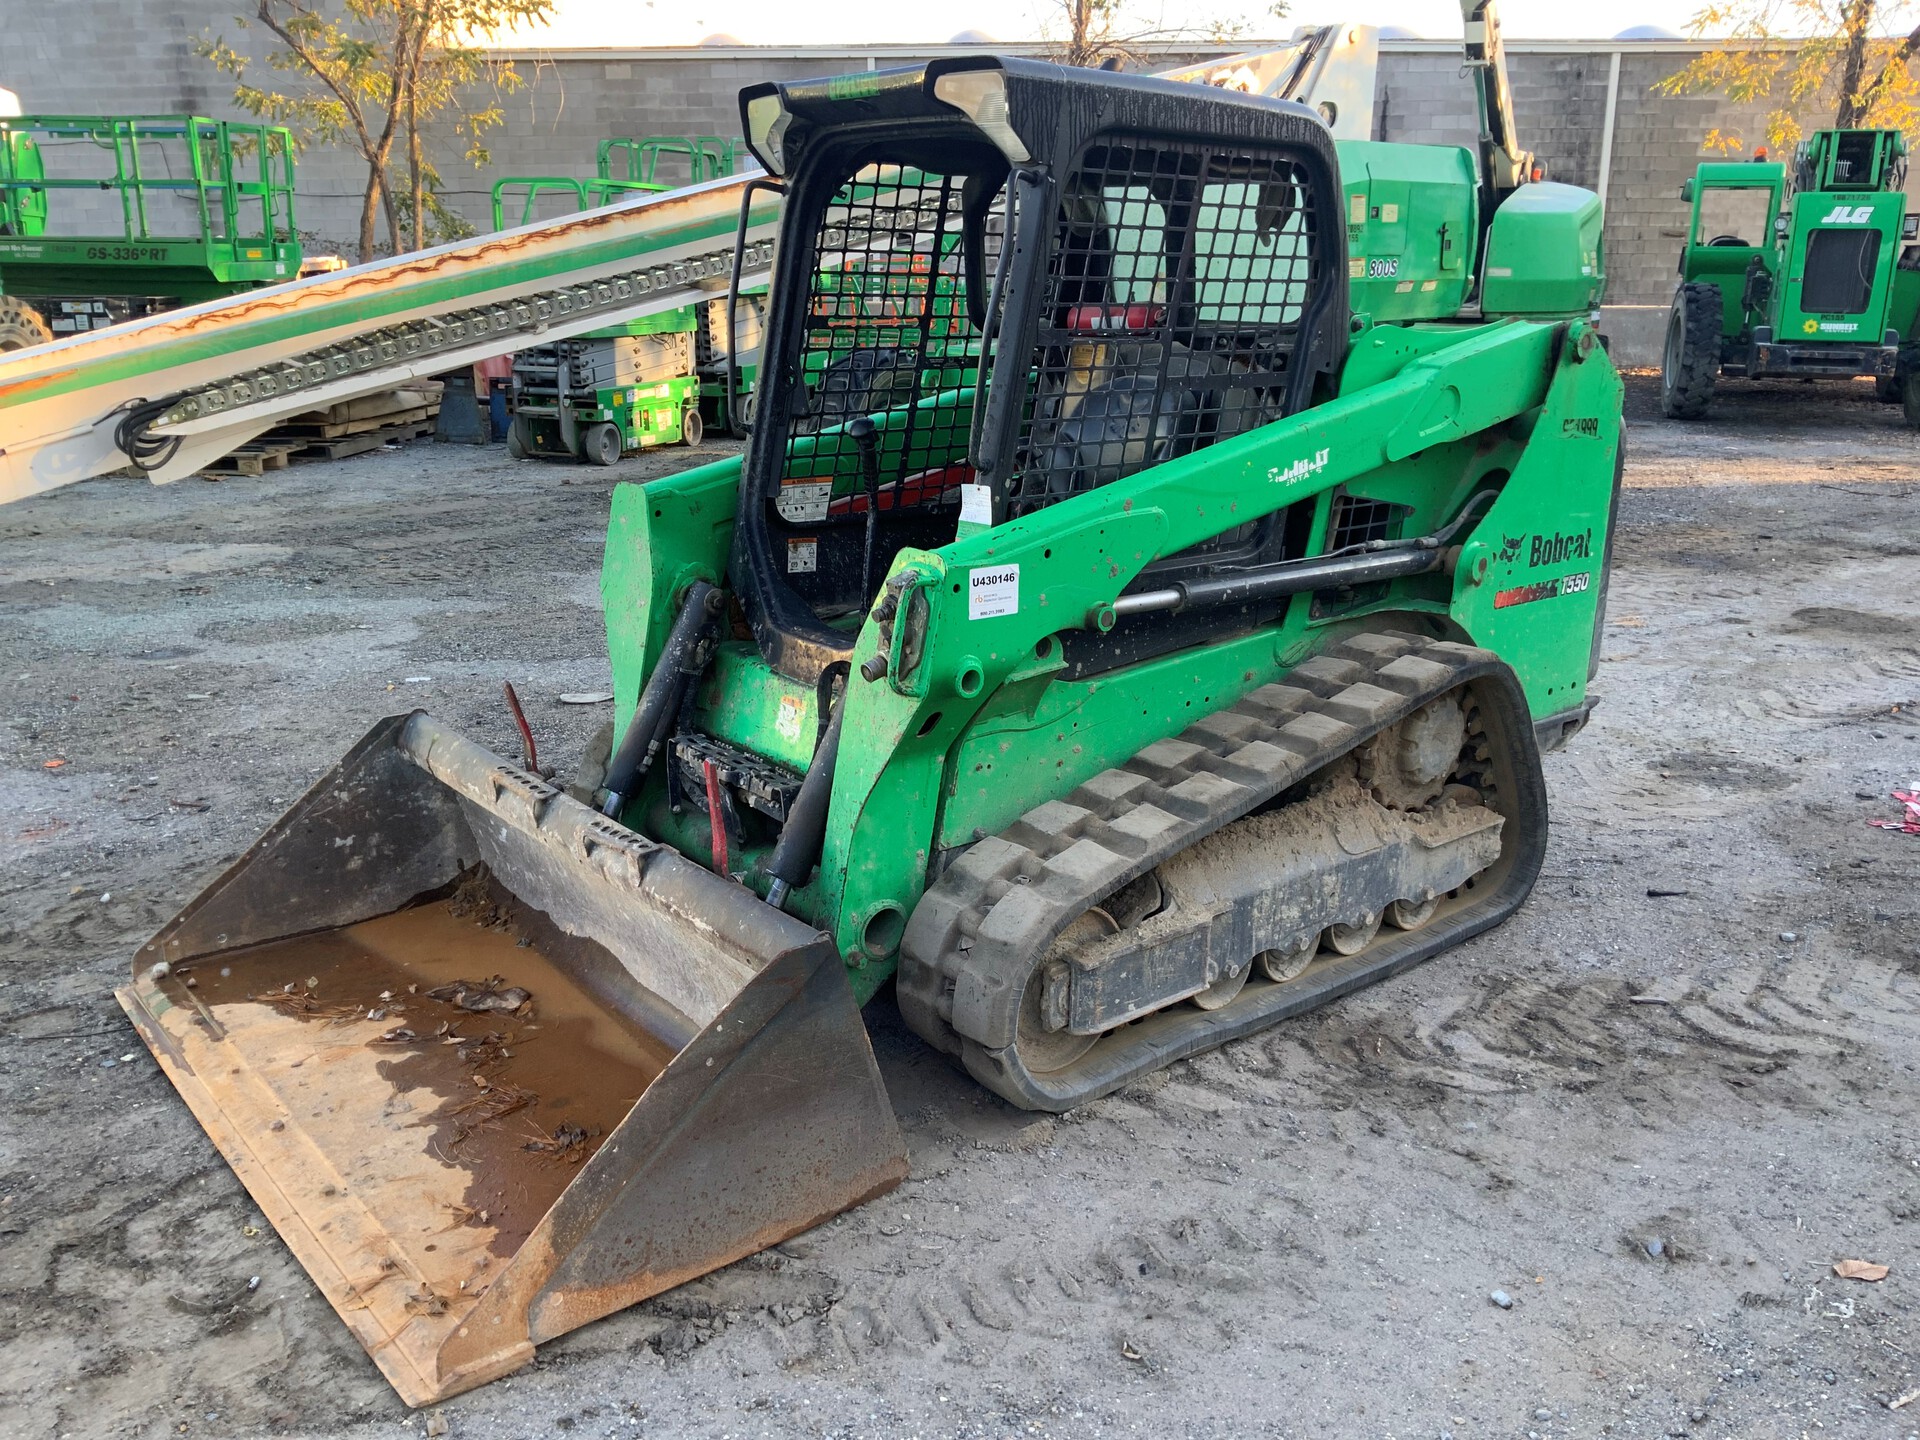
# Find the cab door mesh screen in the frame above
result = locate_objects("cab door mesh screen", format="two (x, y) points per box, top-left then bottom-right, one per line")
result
(1007, 136), (1321, 519)
(778, 166), (985, 519)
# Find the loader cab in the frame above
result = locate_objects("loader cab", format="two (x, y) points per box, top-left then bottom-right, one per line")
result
(1793, 128), (1905, 193)
(735, 58), (1349, 685)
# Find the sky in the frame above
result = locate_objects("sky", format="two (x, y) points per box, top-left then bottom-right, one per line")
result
(498, 0), (1712, 49)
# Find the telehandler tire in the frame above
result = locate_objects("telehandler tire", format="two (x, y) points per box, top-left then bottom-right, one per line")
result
(1902, 367), (1920, 430)
(0, 295), (51, 352)
(1875, 373), (1901, 404)
(506, 416), (532, 459)
(1660, 283), (1720, 420)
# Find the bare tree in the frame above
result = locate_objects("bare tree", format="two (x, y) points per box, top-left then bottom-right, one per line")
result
(200, 0), (554, 261)
(1044, 0), (1286, 70)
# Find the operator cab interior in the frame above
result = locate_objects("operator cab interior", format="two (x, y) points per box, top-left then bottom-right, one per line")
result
(733, 66), (1340, 686)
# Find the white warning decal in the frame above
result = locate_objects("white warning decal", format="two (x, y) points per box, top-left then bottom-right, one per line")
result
(775, 694), (806, 741)
(959, 483), (994, 527)
(968, 564), (1019, 620)
(777, 480), (832, 523)
(787, 537), (818, 573)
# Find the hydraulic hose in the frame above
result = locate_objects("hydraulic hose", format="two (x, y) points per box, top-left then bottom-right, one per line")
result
(598, 581), (726, 818)
(763, 696), (847, 912)
(112, 396), (186, 474)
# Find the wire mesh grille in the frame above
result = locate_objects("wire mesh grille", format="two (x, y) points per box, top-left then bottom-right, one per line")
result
(1007, 135), (1321, 518)
(776, 165), (985, 526)
(1327, 493), (1402, 550)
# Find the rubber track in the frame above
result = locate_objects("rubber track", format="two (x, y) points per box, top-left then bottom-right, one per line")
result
(898, 630), (1549, 1111)
(1660, 283), (1720, 420)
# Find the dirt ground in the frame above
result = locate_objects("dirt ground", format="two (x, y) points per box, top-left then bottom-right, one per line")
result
(2, 371), (1918, 1440)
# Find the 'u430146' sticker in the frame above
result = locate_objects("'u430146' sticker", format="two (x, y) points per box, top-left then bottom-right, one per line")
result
(969, 564), (1019, 620)
(1495, 571), (1590, 609)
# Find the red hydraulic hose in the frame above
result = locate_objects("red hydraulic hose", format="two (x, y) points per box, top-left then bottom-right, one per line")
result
(703, 758), (730, 877)
(502, 681), (539, 773)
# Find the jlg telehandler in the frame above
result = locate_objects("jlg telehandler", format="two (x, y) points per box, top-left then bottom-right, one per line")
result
(1662, 128), (1920, 422)
(118, 15), (1622, 1408)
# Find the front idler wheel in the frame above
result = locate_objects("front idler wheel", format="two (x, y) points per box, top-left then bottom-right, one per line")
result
(1012, 913), (1112, 1075)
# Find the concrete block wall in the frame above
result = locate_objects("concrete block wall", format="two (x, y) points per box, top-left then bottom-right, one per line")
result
(6, 6), (1913, 303)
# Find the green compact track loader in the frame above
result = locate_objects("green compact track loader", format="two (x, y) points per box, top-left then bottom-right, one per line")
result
(119, 30), (1622, 1408)
(1662, 128), (1920, 421)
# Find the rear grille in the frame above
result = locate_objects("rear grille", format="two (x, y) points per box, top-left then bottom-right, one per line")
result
(1801, 228), (1881, 315)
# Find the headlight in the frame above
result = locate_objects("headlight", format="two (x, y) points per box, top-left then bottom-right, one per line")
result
(932, 69), (1030, 163)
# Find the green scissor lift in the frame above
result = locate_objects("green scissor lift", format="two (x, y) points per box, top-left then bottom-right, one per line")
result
(491, 136), (754, 462)
(489, 135), (741, 230)
(0, 114), (301, 350)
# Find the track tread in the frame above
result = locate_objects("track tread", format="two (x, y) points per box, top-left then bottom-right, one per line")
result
(898, 631), (1544, 1109)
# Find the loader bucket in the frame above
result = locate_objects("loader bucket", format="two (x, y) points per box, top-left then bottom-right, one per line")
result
(115, 713), (907, 1406)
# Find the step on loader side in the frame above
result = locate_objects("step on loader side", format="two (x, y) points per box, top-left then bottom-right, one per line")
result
(115, 712), (906, 1406)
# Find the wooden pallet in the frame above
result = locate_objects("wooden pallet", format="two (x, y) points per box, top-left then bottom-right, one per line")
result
(199, 384), (443, 475)
(270, 403), (437, 441)
(199, 439), (302, 478)
(287, 417), (436, 463)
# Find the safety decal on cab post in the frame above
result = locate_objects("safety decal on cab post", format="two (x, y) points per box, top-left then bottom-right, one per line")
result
(777, 479), (832, 523)
(969, 564), (1019, 620)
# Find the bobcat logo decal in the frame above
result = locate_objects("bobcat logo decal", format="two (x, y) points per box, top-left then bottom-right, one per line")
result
(1497, 534), (1526, 564)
